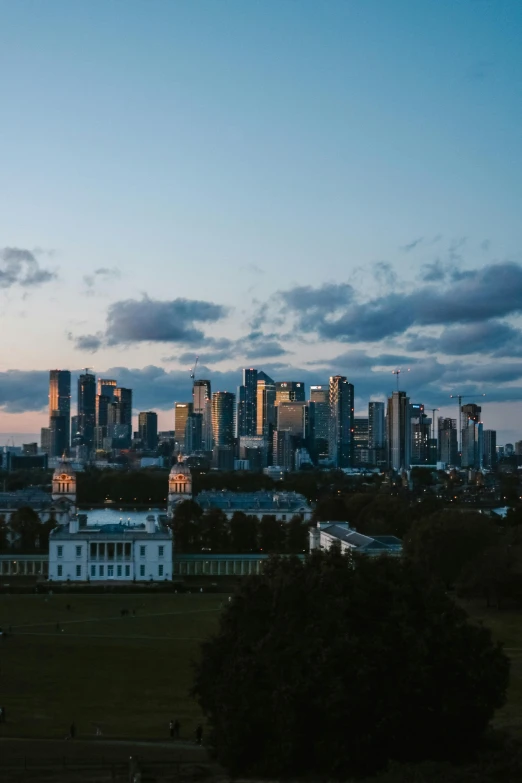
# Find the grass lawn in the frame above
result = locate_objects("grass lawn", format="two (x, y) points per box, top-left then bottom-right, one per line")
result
(465, 602), (522, 734)
(0, 593), (222, 741)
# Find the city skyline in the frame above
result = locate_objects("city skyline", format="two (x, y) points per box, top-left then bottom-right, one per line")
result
(0, 2), (522, 442)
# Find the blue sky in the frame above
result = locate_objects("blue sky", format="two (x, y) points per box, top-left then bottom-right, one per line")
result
(0, 0), (521, 441)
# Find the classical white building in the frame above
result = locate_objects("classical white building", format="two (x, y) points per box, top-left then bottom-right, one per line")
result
(0, 457), (77, 527)
(309, 522), (403, 556)
(49, 516), (173, 582)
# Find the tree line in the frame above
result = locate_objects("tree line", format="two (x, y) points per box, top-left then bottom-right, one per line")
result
(0, 507), (57, 552)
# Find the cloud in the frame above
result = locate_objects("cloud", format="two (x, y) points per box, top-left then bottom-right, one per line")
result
(173, 332), (288, 364)
(400, 237), (423, 252)
(73, 333), (104, 352)
(83, 267), (121, 294)
(0, 247), (57, 288)
(281, 261), (522, 343)
(372, 262), (397, 288)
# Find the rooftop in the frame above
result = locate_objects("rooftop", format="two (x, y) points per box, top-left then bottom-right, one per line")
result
(50, 522), (172, 541)
(197, 490), (311, 512)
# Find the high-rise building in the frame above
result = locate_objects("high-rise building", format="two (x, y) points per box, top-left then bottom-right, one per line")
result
(185, 413), (203, 453)
(78, 372), (96, 450)
(461, 403), (482, 468)
(41, 427), (51, 455)
(96, 379), (117, 427)
(368, 402), (385, 448)
(237, 369), (258, 437)
(211, 391), (235, 447)
(410, 403), (430, 465)
(138, 411), (158, 451)
(275, 381), (305, 405)
(276, 401), (307, 437)
(515, 440), (522, 457)
(309, 385), (330, 461)
(49, 370), (71, 453)
(438, 418), (458, 465)
(329, 376), (354, 468)
(256, 372), (276, 438)
(50, 414), (67, 458)
(193, 380), (212, 451)
(387, 391), (411, 471)
(353, 417), (369, 464)
(113, 387), (132, 426)
(174, 402), (193, 452)
(273, 429), (294, 471)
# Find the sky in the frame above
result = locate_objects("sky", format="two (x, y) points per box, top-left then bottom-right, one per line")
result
(0, 0), (522, 444)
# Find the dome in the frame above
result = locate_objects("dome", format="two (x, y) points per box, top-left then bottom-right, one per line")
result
(53, 455), (76, 478)
(170, 452), (190, 475)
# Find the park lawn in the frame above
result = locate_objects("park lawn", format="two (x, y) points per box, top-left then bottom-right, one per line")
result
(465, 602), (522, 733)
(0, 593), (222, 740)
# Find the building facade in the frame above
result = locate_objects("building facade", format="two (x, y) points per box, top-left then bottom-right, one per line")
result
(49, 370), (71, 455)
(329, 376), (354, 468)
(309, 522), (402, 556)
(78, 372), (96, 450)
(387, 391), (411, 471)
(211, 391), (235, 447)
(138, 411), (158, 451)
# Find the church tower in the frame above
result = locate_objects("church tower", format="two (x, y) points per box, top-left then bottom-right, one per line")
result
(52, 455), (77, 512)
(168, 454), (192, 517)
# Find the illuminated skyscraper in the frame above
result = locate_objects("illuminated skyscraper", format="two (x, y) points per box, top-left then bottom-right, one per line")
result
(174, 402), (193, 452)
(211, 391), (235, 447)
(309, 385), (330, 461)
(193, 379), (212, 450)
(49, 370), (71, 454)
(256, 372), (276, 438)
(237, 368), (258, 437)
(438, 417), (458, 465)
(368, 402), (385, 448)
(138, 411), (158, 451)
(78, 372), (96, 450)
(329, 376), (354, 468)
(275, 381), (305, 404)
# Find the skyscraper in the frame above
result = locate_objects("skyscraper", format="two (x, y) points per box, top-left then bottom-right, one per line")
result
(309, 385), (330, 461)
(410, 403), (430, 465)
(461, 403), (482, 469)
(368, 401), (385, 448)
(275, 381), (305, 404)
(237, 368), (258, 437)
(353, 417), (369, 464)
(387, 391), (411, 471)
(276, 401), (307, 437)
(256, 371), (276, 438)
(174, 402), (193, 452)
(96, 379), (117, 427)
(78, 372), (96, 450)
(438, 418), (458, 465)
(49, 370), (71, 454)
(193, 379), (212, 451)
(211, 391), (235, 447)
(328, 376), (354, 468)
(138, 411), (158, 451)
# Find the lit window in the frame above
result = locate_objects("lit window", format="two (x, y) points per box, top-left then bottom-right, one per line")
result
(158, 564), (164, 577)
(140, 545), (146, 557)
(140, 564), (145, 577)
(76, 565), (81, 578)
(57, 546), (63, 558)
(57, 565), (63, 577)
(158, 546), (164, 558)
(75, 545), (82, 557)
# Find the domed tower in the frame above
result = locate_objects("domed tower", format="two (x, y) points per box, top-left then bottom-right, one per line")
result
(52, 455), (77, 510)
(168, 454), (192, 517)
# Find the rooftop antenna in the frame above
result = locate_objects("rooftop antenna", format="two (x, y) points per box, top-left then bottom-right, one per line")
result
(391, 368), (410, 391)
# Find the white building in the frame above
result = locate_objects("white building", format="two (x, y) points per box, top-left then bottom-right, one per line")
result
(310, 522), (402, 556)
(49, 516), (173, 582)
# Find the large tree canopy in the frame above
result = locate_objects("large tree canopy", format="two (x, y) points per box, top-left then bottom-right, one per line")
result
(193, 550), (509, 779)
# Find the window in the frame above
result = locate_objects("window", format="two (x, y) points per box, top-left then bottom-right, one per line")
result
(116, 543), (123, 559)
(90, 543), (96, 558)
(108, 565), (114, 578)
(158, 545), (164, 558)
(107, 543), (115, 560)
(57, 565), (63, 577)
(282, 515), (286, 521)
(158, 564), (164, 577)
(75, 545), (82, 557)
(99, 543), (105, 557)
(57, 546), (63, 558)
(139, 564), (145, 577)
(90, 565), (96, 578)
(125, 565), (130, 577)
(140, 545), (146, 557)
(76, 565), (81, 578)
(99, 565), (104, 577)
(124, 542), (131, 560)
(117, 565), (122, 577)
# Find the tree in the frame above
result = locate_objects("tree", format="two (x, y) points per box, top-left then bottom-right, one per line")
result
(229, 512), (258, 553)
(193, 551), (509, 779)
(39, 514), (59, 551)
(200, 509), (229, 552)
(9, 507), (41, 551)
(172, 500), (203, 552)
(0, 514), (8, 552)
(258, 515), (285, 553)
(405, 512), (498, 588)
(285, 515), (309, 553)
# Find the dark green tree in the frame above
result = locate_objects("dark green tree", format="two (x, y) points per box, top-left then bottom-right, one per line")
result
(172, 500), (203, 552)
(229, 512), (259, 553)
(405, 511), (498, 588)
(39, 514), (59, 551)
(193, 551), (509, 779)
(9, 507), (41, 550)
(200, 509), (229, 552)
(258, 515), (285, 553)
(0, 514), (8, 552)
(285, 515), (309, 553)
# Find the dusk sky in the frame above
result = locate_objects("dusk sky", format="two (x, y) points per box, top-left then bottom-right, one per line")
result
(1, 0), (522, 443)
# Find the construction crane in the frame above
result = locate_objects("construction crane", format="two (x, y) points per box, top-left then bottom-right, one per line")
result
(449, 393), (486, 454)
(391, 367), (410, 391)
(189, 356), (199, 381)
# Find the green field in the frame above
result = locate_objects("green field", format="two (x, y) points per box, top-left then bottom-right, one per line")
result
(0, 593), (222, 741)
(1, 593), (522, 746)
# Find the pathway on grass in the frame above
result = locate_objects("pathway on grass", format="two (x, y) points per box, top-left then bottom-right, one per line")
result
(11, 632), (206, 640)
(9, 607), (221, 631)
(0, 737), (208, 751)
